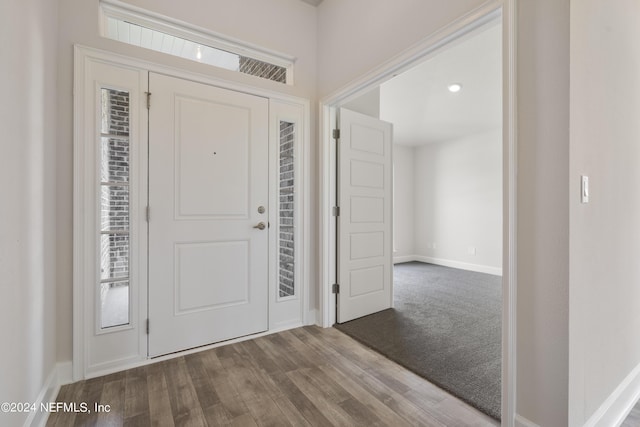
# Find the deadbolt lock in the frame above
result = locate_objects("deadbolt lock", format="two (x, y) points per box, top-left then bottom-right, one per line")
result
(257, 206), (265, 214)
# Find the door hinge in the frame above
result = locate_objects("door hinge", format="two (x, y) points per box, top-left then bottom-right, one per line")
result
(145, 92), (151, 109)
(332, 206), (340, 217)
(146, 205), (150, 222)
(332, 283), (340, 294)
(332, 129), (340, 140)
(146, 319), (150, 334)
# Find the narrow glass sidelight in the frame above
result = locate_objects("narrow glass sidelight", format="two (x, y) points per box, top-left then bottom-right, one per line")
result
(279, 121), (295, 298)
(99, 88), (131, 328)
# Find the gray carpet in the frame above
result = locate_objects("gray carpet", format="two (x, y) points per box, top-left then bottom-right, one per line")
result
(335, 261), (501, 420)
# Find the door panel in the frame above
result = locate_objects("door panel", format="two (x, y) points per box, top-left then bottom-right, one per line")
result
(149, 73), (268, 357)
(338, 108), (393, 323)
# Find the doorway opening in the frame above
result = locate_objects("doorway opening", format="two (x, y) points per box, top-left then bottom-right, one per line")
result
(321, 8), (510, 423)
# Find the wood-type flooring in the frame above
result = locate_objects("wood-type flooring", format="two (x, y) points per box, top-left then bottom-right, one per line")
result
(47, 326), (499, 426)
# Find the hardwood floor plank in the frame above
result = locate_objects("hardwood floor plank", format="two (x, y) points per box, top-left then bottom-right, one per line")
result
(49, 326), (499, 427)
(162, 357), (207, 426)
(229, 413), (259, 427)
(47, 381), (85, 427)
(123, 413), (151, 427)
(300, 326), (449, 426)
(96, 378), (125, 426)
(184, 352), (222, 410)
(287, 368), (358, 426)
(146, 368), (175, 427)
(199, 350), (252, 421)
(280, 329), (328, 368)
(271, 395), (313, 427)
(316, 363), (415, 427)
(432, 396), (500, 427)
(124, 366), (149, 421)
(201, 402), (232, 426)
(266, 370), (334, 426)
(73, 376), (104, 427)
(244, 395), (292, 427)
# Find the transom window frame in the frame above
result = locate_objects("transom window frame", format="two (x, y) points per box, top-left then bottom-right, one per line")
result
(99, 0), (296, 85)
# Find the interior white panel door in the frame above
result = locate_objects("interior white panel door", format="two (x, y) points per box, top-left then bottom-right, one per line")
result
(148, 73), (269, 357)
(338, 108), (393, 323)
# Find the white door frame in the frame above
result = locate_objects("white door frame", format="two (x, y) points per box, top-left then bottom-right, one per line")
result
(318, 1), (517, 425)
(73, 45), (312, 380)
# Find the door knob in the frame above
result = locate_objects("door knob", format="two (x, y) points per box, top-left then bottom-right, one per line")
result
(253, 222), (266, 230)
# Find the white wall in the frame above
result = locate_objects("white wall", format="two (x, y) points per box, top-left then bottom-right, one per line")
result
(0, 0), (59, 425)
(413, 131), (502, 272)
(393, 145), (415, 260)
(56, 0), (318, 363)
(569, 1), (640, 425)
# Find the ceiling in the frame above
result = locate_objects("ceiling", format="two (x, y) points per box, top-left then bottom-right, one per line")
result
(379, 23), (501, 146)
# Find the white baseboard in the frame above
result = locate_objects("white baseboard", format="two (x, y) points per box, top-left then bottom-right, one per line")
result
(24, 361), (71, 427)
(394, 254), (502, 276)
(393, 255), (416, 264)
(584, 361), (640, 427)
(515, 414), (541, 427)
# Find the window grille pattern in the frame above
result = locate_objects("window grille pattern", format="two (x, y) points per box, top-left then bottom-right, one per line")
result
(99, 88), (131, 329)
(239, 57), (287, 84)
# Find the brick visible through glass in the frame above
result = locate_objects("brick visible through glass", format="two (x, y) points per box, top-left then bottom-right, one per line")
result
(99, 88), (131, 328)
(239, 57), (287, 84)
(100, 234), (130, 281)
(101, 137), (130, 183)
(279, 121), (295, 297)
(101, 185), (129, 231)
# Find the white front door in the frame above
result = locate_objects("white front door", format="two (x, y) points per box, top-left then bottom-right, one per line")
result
(148, 73), (269, 357)
(337, 108), (393, 323)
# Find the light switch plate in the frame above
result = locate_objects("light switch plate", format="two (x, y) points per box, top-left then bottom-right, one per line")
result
(581, 175), (589, 203)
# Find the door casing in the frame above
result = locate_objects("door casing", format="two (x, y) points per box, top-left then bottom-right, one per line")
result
(73, 45), (311, 381)
(318, 2), (517, 425)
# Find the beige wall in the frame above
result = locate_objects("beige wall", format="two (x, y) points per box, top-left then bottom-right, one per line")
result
(316, 0), (488, 98)
(516, 1), (571, 425)
(55, 0), (318, 363)
(37, 1), (640, 425)
(392, 145), (415, 259)
(569, 1), (640, 425)
(413, 131), (502, 271)
(0, 0), (59, 424)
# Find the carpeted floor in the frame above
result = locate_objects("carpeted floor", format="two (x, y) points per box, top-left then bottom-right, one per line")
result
(335, 261), (502, 420)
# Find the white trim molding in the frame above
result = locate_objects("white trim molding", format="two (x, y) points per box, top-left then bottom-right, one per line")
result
(394, 255), (502, 276)
(318, 1), (517, 425)
(73, 45), (312, 381)
(24, 362), (73, 427)
(583, 361), (640, 427)
(515, 414), (541, 427)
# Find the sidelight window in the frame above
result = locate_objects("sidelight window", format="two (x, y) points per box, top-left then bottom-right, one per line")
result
(279, 121), (296, 298)
(99, 88), (131, 329)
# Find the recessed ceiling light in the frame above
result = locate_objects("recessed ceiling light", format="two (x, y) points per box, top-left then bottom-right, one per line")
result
(447, 83), (462, 93)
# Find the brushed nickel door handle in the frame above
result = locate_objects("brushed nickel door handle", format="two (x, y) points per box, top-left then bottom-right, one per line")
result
(253, 222), (266, 230)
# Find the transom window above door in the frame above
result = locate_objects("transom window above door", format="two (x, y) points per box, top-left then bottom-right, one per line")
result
(99, 0), (295, 84)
